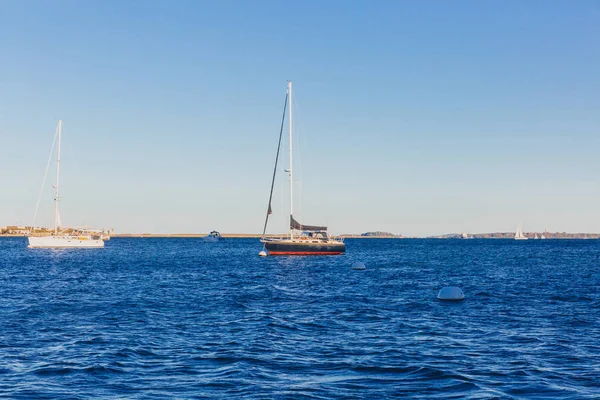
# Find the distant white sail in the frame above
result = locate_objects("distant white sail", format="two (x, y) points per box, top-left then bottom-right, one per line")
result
(515, 225), (528, 240)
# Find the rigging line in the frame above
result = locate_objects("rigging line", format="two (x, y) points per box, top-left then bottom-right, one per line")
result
(261, 92), (288, 237)
(293, 91), (306, 173)
(299, 179), (302, 224)
(280, 167), (284, 227)
(291, 91), (313, 223)
(292, 91), (303, 223)
(30, 123), (59, 233)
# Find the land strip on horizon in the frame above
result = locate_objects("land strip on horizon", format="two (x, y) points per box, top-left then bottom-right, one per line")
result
(1, 232), (599, 239)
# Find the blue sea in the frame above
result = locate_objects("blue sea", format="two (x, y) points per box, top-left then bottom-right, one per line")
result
(0, 238), (599, 399)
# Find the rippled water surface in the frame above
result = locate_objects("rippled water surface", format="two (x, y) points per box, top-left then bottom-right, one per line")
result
(1, 238), (599, 398)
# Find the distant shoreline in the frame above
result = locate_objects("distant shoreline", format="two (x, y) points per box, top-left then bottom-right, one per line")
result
(1, 233), (599, 239)
(0, 233), (404, 239)
(111, 234), (403, 239)
(0, 233), (401, 239)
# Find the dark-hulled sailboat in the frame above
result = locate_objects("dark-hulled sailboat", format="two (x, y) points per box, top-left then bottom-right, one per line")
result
(260, 81), (345, 256)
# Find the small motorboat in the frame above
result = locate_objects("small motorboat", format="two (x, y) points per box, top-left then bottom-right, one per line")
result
(203, 231), (222, 242)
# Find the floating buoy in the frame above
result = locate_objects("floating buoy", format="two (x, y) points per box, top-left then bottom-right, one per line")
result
(438, 286), (464, 301)
(258, 250), (267, 257)
(351, 262), (366, 270)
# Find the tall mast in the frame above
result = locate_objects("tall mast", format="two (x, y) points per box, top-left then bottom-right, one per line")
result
(54, 120), (62, 235)
(288, 81), (293, 239)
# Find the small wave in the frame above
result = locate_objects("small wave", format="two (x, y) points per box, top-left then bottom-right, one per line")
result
(115, 348), (157, 358)
(550, 295), (593, 302)
(33, 366), (77, 376)
(33, 364), (124, 377)
(73, 336), (107, 346)
(351, 365), (421, 374)
(82, 364), (125, 374)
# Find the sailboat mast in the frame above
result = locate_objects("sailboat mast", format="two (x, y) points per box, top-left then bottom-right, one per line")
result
(54, 120), (62, 235)
(288, 81), (293, 239)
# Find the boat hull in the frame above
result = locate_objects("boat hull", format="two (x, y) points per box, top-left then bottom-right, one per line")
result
(263, 240), (345, 255)
(28, 236), (104, 248)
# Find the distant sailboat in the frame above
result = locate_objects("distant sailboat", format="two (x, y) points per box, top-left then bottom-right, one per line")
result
(534, 234), (539, 239)
(27, 120), (104, 248)
(541, 229), (547, 240)
(260, 81), (345, 255)
(515, 225), (528, 240)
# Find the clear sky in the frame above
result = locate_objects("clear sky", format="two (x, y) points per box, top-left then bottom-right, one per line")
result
(0, 0), (598, 236)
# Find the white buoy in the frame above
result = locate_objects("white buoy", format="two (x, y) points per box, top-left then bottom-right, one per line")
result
(438, 286), (464, 301)
(258, 250), (267, 257)
(351, 262), (366, 270)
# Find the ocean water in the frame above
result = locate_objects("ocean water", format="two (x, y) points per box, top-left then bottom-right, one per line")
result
(0, 237), (599, 399)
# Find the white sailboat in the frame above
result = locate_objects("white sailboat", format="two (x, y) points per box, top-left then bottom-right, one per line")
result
(514, 225), (528, 240)
(27, 120), (104, 248)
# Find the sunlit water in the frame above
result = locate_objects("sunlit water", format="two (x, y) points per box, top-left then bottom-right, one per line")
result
(1, 238), (599, 398)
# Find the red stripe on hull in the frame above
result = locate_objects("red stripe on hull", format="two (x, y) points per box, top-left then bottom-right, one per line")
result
(268, 251), (343, 256)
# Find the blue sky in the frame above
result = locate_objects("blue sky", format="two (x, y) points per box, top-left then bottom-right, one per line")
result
(0, 0), (598, 236)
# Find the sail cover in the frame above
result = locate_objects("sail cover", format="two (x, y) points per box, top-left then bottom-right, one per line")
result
(290, 216), (327, 231)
